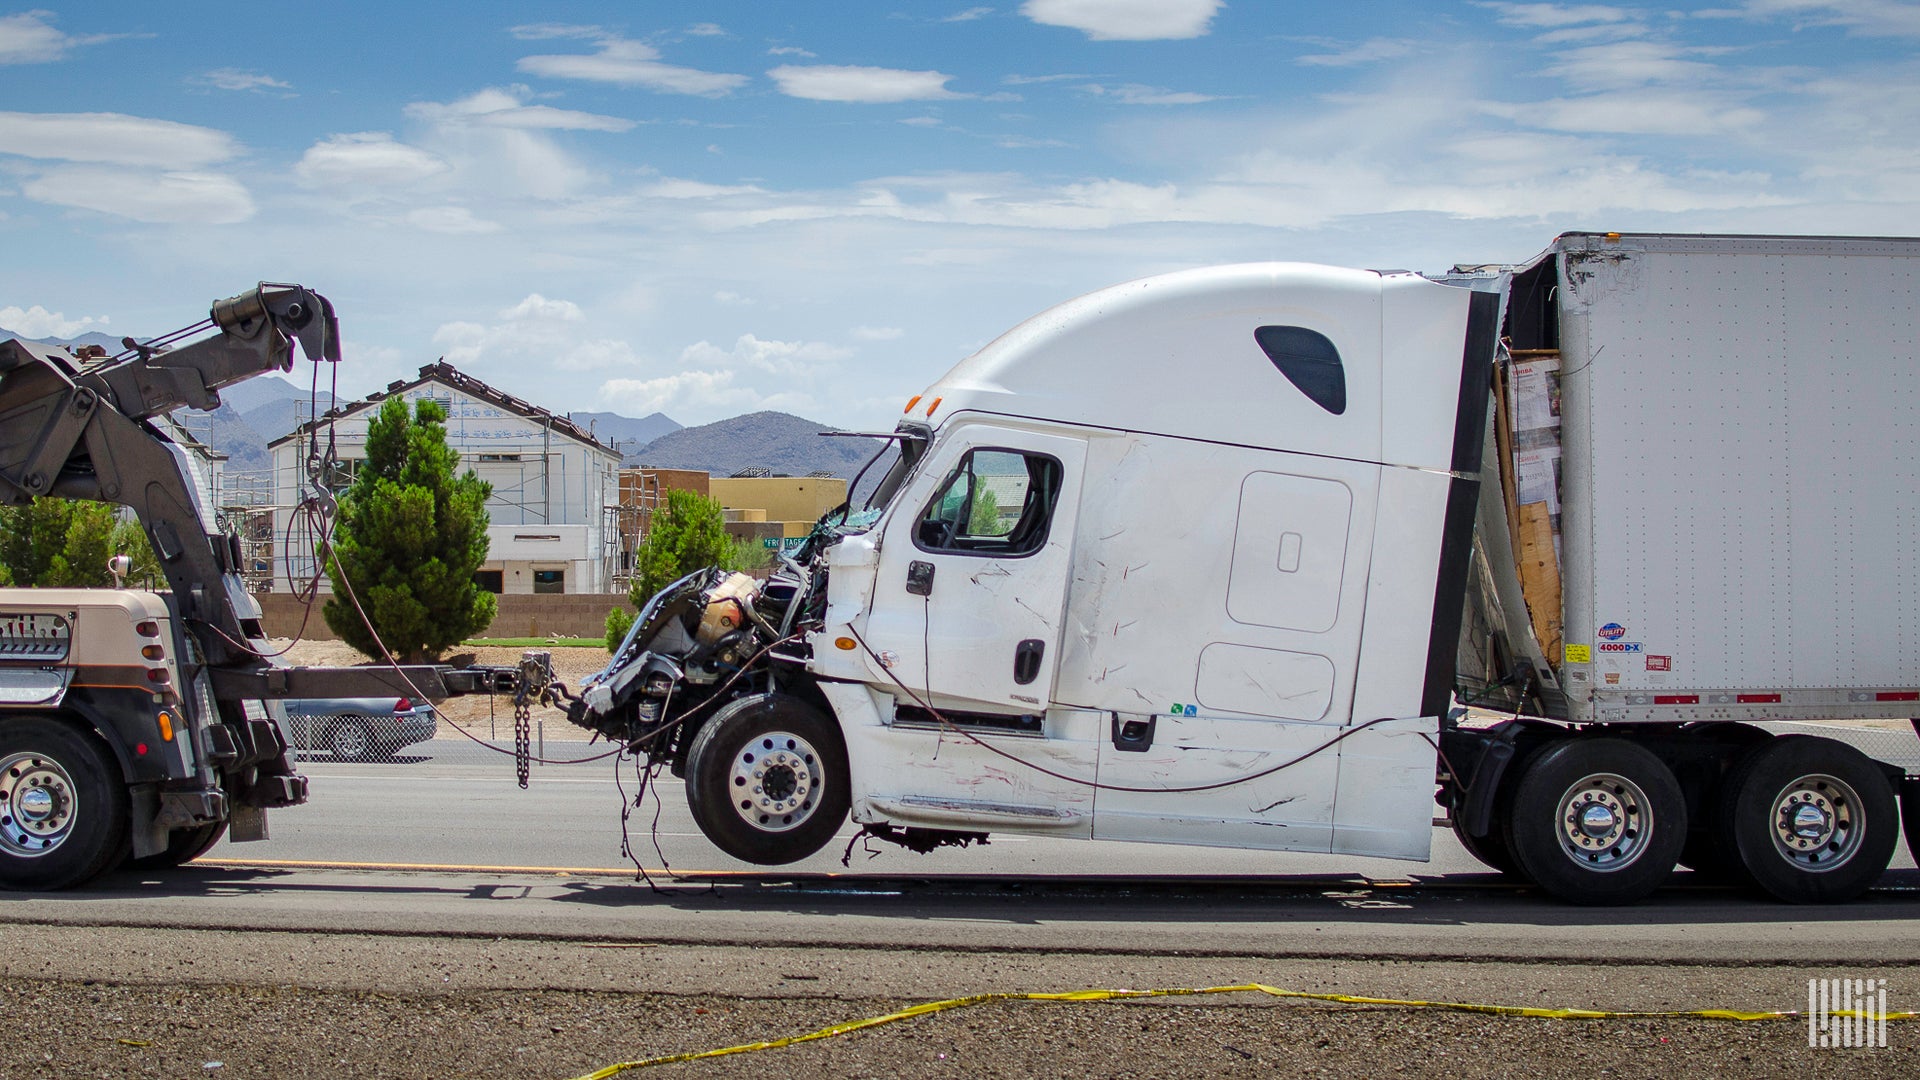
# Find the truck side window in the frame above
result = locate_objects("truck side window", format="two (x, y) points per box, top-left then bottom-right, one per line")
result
(914, 449), (1062, 556)
(1255, 324), (1345, 415)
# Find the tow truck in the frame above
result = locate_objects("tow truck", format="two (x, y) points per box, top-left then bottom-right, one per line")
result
(0, 285), (524, 889)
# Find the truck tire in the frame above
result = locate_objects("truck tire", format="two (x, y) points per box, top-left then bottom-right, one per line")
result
(125, 821), (228, 872)
(0, 717), (131, 891)
(1452, 817), (1521, 877)
(684, 693), (850, 865)
(1503, 737), (1686, 905)
(1720, 736), (1896, 904)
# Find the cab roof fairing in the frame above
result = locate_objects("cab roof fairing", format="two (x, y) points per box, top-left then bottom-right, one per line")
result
(912, 262), (1479, 473)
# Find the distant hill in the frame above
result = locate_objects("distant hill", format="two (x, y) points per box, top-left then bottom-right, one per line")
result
(566, 411), (681, 457)
(628, 411), (889, 479)
(0, 327), (123, 353)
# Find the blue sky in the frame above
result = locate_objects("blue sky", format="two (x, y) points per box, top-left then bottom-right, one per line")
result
(1, 1), (1916, 429)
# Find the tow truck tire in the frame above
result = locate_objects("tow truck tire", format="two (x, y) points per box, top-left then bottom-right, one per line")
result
(125, 821), (228, 872)
(685, 693), (850, 865)
(1503, 738), (1686, 906)
(0, 717), (131, 891)
(1452, 817), (1522, 878)
(1721, 736), (1896, 904)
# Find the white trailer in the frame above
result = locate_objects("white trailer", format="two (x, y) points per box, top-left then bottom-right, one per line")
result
(572, 234), (1920, 906)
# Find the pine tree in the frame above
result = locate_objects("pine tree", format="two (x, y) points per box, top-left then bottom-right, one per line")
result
(0, 498), (159, 588)
(629, 488), (736, 605)
(322, 396), (495, 663)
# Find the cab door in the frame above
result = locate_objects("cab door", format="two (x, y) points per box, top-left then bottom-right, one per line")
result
(860, 425), (1086, 714)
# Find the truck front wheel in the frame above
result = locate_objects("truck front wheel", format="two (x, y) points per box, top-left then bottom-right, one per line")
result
(1503, 738), (1686, 905)
(0, 717), (131, 890)
(684, 693), (850, 865)
(1720, 736), (1896, 904)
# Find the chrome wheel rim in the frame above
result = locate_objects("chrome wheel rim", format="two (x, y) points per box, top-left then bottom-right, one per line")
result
(0, 751), (78, 858)
(727, 731), (823, 833)
(1767, 773), (1862, 872)
(331, 721), (369, 759)
(1554, 772), (1652, 872)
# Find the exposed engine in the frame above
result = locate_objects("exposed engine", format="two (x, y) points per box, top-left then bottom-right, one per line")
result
(568, 558), (826, 773)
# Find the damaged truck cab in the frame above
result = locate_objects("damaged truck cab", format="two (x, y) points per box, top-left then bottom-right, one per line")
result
(577, 262), (1501, 876)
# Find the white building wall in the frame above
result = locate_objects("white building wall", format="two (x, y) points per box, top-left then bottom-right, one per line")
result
(269, 381), (619, 594)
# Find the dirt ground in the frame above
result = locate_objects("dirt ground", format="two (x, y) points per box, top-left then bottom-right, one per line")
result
(275, 640), (611, 739)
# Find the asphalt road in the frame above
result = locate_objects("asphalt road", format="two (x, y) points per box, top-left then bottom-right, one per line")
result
(2, 737), (1911, 965)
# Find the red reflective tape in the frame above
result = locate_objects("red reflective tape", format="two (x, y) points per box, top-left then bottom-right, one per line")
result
(1736, 693), (1781, 704)
(1875, 691), (1919, 702)
(1653, 695), (1699, 705)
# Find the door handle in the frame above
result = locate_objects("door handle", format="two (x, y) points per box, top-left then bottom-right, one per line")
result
(1013, 638), (1045, 684)
(1110, 712), (1156, 752)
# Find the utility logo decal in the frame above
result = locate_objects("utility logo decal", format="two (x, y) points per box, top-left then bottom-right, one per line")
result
(1598, 622), (1627, 641)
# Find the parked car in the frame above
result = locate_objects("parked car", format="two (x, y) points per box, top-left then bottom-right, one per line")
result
(278, 697), (436, 762)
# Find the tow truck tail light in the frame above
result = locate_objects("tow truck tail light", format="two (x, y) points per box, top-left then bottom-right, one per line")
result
(141, 644), (165, 661)
(135, 621), (159, 637)
(395, 698), (411, 712)
(145, 668), (170, 684)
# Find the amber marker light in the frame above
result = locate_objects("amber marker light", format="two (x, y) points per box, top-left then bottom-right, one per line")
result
(925, 396), (942, 417)
(834, 637), (857, 651)
(141, 645), (165, 660)
(904, 394), (922, 413)
(157, 711), (176, 742)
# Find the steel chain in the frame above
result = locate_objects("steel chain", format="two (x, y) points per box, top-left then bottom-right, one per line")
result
(514, 695), (531, 789)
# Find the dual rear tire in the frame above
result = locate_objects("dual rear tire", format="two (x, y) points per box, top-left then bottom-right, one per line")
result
(1472, 733), (1899, 905)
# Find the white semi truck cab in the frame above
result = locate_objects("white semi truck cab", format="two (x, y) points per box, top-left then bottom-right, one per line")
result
(577, 237), (1920, 906)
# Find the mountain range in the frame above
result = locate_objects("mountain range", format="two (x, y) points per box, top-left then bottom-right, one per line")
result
(1, 328), (882, 490)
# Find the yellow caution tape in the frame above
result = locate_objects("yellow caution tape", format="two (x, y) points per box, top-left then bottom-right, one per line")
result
(572, 982), (1920, 1078)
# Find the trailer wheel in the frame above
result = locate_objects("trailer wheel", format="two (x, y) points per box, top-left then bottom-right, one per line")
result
(1504, 738), (1685, 905)
(125, 821), (228, 872)
(1721, 736), (1896, 904)
(684, 693), (850, 865)
(0, 717), (131, 891)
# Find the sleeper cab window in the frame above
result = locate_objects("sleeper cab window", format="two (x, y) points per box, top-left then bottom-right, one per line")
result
(1256, 324), (1345, 415)
(914, 448), (1063, 557)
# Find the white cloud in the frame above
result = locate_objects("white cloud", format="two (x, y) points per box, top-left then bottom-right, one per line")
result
(852, 325), (905, 341)
(1021, 0), (1221, 41)
(769, 65), (960, 103)
(944, 7), (995, 21)
(680, 334), (851, 376)
(295, 132), (449, 190)
(21, 166), (254, 224)
(201, 68), (291, 93)
(1080, 83), (1221, 105)
(637, 178), (765, 198)
(0, 111), (237, 167)
(433, 294), (634, 373)
(1492, 92), (1767, 135)
(0, 11), (107, 64)
(713, 290), (755, 305)
(1724, 1), (1920, 38)
(686, 23), (728, 37)
(509, 23), (603, 41)
(406, 206), (503, 234)
(597, 368), (818, 425)
(1475, 2), (1634, 28)
(405, 87), (633, 132)
(517, 35), (749, 96)
(0, 304), (107, 338)
(767, 45), (817, 58)
(1297, 39), (1417, 67)
(1543, 41), (1723, 91)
